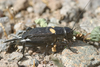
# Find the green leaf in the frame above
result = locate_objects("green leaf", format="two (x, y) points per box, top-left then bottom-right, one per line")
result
(35, 18), (47, 27)
(52, 58), (64, 67)
(90, 26), (100, 42)
(73, 31), (80, 36)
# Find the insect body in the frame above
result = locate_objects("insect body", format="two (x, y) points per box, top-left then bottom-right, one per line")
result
(22, 27), (73, 44)
(4, 27), (73, 55)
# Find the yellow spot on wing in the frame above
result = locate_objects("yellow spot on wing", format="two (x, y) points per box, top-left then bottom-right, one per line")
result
(50, 28), (56, 34)
(51, 26), (55, 28)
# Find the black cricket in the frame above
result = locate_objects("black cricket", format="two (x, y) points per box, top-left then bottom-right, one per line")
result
(4, 27), (73, 55)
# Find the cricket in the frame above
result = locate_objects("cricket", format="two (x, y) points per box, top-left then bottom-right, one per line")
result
(0, 0), (99, 67)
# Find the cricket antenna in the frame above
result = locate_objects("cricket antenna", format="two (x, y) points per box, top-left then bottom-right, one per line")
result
(72, 0), (91, 30)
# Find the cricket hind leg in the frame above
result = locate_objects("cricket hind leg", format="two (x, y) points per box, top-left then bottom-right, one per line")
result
(65, 40), (78, 54)
(17, 42), (26, 67)
(43, 39), (58, 56)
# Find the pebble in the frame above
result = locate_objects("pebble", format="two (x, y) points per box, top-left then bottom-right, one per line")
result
(0, 17), (9, 24)
(95, 7), (100, 15)
(13, 0), (29, 12)
(0, 26), (3, 39)
(50, 18), (59, 24)
(25, 19), (33, 27)
(38, 64), (44, 67)
(52, 10), (64, 20)
(47, 23), (58, 27)
(7, 52), (23, 61)
(0, 39), (7, 52)
(14, 21), (25, 32)
(60, 41), (100, 67)
(60, 2), (83, 22)
(80, 17), (100, 33)
(0, 17), (11, 35)
(30, 58), (39, 66)
(0, 59), (18, 67)
(47, 0), (62, 11)
(27, 7), (33, 13)
(77, 0), (90, 10)
(17, 46), (23, 52)
(60, 21), (67, 27)
(0, 10), (4, 17)
(28, 50), (33, 55)
(68, 21), (75, 28)
(33, 2), (46, 15)
(15, 13), (22, 18)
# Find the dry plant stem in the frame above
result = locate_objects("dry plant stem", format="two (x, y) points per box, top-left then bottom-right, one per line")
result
(33, 60), (35, 67)
(83, 33), (91, 42)
(0, 23), (8, 38)
(42, 0), (48, 6)
(6, 7), (14, 20)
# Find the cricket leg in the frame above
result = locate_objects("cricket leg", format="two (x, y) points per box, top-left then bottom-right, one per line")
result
(17, 42), (26, 66)
(65, 40), (78, 54)
(43, 39), (57, 56)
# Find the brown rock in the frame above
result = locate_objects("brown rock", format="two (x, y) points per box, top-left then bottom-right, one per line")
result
(14, 21), (25, 32)
(28, 50), (33, 55)
(38, 64), (44, 67)
(52, 10), (64, 20)
(33, 2), (46, 15)
(47, 0), (62, 11)
(0, 59), (18, 67)
(13, 0), (29, 13)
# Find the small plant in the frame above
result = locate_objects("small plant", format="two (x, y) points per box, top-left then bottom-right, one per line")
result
(35, 18), (47, 27)
(90, 26), (100, 42)
(52, 58), (64, 67)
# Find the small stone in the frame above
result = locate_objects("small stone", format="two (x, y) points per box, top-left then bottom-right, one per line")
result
(8, 52), (23, 61)
(47, 18), (60, 27)
(27, 7), (33, 13)
(43, 60), (48, 64)
(94, 42), (99, 47)
(0, 17), (9, 23)
(95, 7), (100, 15)
(30, 58), (39, 66)
(0, 17), (11, 35)
(17, 46), (23, 52)
(44, 55), (50, 61)
(13, 0), (29, 12)
(34, 2), (46, 15)
(48, 0), (62, 11)
(60, 41), (99, 67)
(33, 52), (37, 56)
(80, 17), (100, 33)
(14, 21), (25, 32)
(15, 13), (22, 18)
(60, 2), (82, 22)
(38, 64), (44, 67)
(25, 19), (33, 27)
(28, 50), (33, 55)
(60, 21), (67, 26)
(0, 10), (4, 17)
(0, 39), (7, 52)
(0, 26), (3, 39)
(50, 64), (53, 66)
(68, 21), (75, 28)
(77, 0), (90, 10)
(0, 59), (18, 67)
(47, 23), (58, 27)
(52, 10), (64, 20)
(50, 18), (59, 24)
(78, 0), (100, 11)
